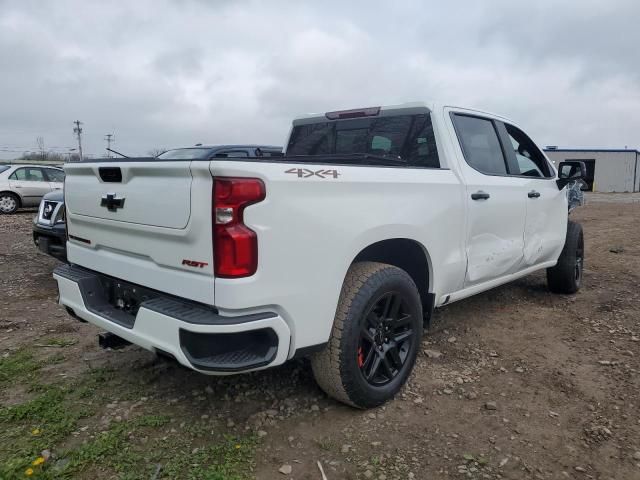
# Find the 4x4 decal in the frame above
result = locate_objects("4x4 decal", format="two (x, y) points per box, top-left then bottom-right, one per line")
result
(285, 168), (340, 179)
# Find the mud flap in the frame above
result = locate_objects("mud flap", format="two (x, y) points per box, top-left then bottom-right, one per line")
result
(423, 292), (436, 328)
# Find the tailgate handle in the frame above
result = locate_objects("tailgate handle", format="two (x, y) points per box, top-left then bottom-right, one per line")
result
(99, 167), (123, 183)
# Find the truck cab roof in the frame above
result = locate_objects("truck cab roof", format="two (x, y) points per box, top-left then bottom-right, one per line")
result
(292, 101), (516, 126)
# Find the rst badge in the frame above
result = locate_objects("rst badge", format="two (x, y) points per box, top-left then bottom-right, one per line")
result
(182, 259), (209, 268)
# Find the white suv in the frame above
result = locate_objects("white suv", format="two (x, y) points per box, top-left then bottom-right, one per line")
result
(0, 164), (65, 214)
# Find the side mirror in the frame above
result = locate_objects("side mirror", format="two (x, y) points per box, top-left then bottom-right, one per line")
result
(557, 160), (586, 189)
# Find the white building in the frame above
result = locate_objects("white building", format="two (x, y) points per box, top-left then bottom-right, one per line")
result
(544, 147), (639, 193)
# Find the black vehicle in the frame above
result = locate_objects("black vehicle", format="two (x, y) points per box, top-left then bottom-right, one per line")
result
(31, 145), (283, 262)
(155, 144), (283, 160)
(33, 189), (67, 261)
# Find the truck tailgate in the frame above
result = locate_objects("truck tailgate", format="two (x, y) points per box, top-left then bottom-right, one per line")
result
(64, 161), (215, 304)
(65, 162), (192, 228)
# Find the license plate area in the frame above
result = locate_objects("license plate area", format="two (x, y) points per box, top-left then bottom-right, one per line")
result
(38, 237), (50, 254)
(75, 273), (161, 329)
(99, 276), (159, 318)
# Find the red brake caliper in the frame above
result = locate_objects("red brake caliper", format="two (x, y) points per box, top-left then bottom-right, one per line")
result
(357, 346), (364, 368)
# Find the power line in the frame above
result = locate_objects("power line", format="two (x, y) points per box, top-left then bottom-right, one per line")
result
(0, 145), (76, 150)
(73, 120), (83, 161)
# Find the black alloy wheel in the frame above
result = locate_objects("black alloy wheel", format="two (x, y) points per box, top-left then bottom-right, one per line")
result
(357, 291), (414, 386)
(311, 262), (423, 408)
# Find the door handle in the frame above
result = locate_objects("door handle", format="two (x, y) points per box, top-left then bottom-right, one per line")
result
(14, 185), (22, 188)
(528, 190), (541, 198)
(471, 191), (490, 200)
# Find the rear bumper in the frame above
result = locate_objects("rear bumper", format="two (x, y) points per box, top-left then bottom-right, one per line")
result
(53, 264), (290, 374)
(33, 222), (67, 261)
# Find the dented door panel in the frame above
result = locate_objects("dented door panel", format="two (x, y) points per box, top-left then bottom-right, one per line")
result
(463, 178), (527, 286)
(522, 179), (568, 267)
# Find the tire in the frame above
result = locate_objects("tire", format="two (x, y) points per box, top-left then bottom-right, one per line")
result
(547, 221), (584, 294)
(311, 262), (423, 408)
(0, 192), (19, 214)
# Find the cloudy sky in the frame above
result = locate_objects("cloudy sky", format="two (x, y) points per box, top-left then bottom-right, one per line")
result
(0, 0), (638, 159)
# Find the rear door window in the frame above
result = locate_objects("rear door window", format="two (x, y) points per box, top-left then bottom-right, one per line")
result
(452, 115), (508, 175)
(286, 113), (440, 168)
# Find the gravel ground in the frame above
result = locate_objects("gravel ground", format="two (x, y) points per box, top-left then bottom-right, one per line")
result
(0, 197), (639, 479)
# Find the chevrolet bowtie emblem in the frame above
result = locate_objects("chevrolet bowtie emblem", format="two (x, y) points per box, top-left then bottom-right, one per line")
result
(100, 193), (126, 212)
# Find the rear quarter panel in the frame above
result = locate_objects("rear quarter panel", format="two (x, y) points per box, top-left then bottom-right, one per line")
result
(211, 160), (466, 353)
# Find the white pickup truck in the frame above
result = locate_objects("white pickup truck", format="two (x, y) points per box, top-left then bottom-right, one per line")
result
(54, 102), (586, 408)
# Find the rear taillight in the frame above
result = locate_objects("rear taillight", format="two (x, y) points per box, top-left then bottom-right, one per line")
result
(63, 176), (69, 241)
(213, 177), (265, 278)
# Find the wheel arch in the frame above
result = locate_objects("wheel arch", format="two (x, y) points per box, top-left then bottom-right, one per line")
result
(352, 238), (434, 319)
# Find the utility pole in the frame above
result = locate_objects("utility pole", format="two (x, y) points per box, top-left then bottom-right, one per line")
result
(73, 120), (83, 161)
(104, 133), (114, 158)
(36, 136), (46, 162)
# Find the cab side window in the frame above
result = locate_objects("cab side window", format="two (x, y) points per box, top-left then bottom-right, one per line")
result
(452, 114), (508, 175)
(9, 167), (46, 181)
(504, 124), (552, 178)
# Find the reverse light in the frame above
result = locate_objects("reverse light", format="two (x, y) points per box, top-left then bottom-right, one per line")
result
(215, 207), (233, 224)
(213, 177), (265, 278)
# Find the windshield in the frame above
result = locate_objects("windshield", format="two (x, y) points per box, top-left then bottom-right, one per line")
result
(156, 148), (212, 160)
(286, 114), (440, 168)
(0, 165), (9, 174)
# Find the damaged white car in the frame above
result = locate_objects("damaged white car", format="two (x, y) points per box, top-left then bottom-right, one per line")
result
(54, 102), (587, 408)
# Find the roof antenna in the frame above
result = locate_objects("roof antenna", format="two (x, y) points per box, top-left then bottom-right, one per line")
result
(106, 147), (129, 158)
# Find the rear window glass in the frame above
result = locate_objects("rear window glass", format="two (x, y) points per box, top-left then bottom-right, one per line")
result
(156, 148), (212, 160)
(0, 166), (9, 174)
(286, 114), (440, 168)
(45, 168), (65, 182)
